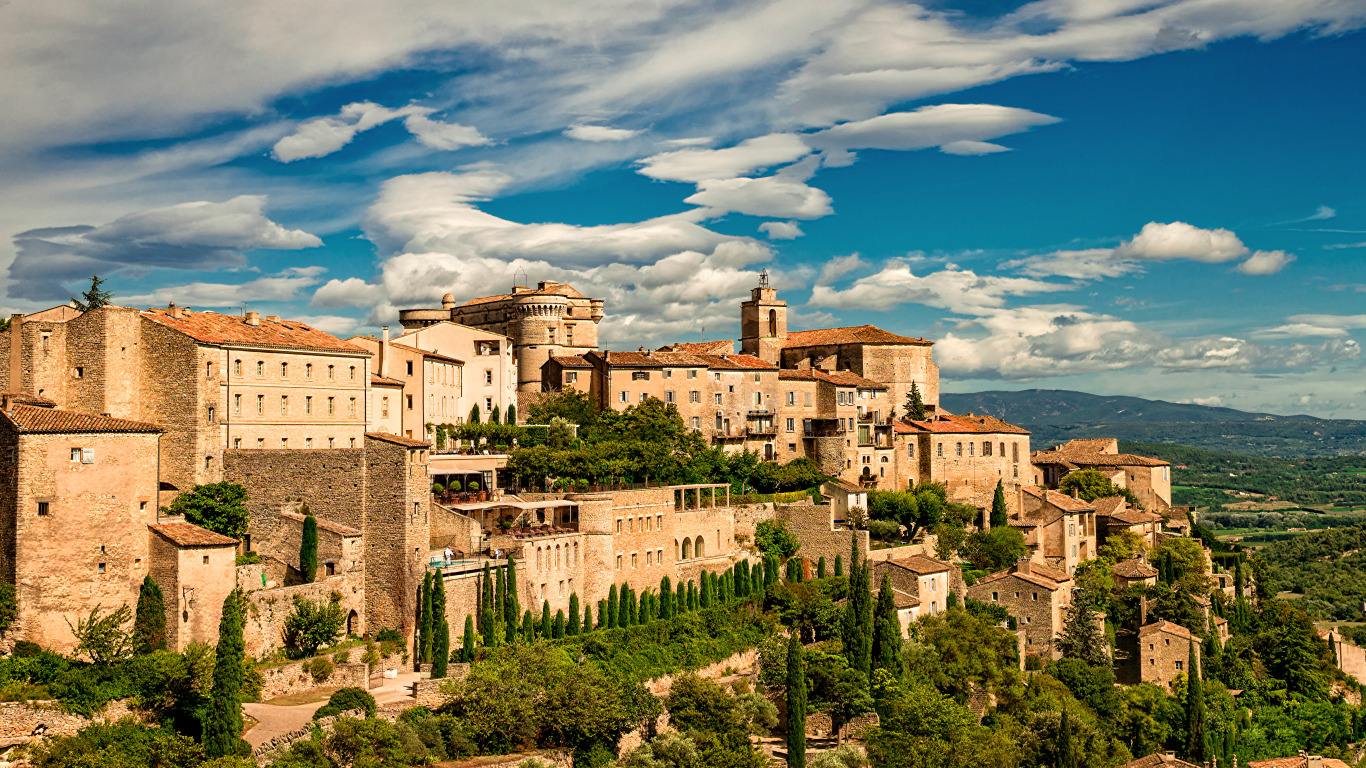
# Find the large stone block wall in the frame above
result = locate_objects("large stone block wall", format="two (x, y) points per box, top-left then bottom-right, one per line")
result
(256, 659), (370, 700)
(1140, 628), (1199, 688)
(243, 577), (364, 659)
(149, 531), (238, 652)
(0, 698), (138, 744)
(9, 430), (159, 653)
(921, 432), (1029, 516)
(224, 449), (368, 531)
(138, 318), (210, 492)
(775, 502), (868, 568)
(966, 574), (1065, 657)
(249, 506), (361, 586)
(363, 437), (430, 639)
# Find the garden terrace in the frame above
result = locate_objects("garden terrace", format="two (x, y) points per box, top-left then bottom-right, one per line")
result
(449, 499), (581, 536)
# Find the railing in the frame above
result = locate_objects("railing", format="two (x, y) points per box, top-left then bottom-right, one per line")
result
(501, 480), (670, 495)
(746, 425), (778, 436)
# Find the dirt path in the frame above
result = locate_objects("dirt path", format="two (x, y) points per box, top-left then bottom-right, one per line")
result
(242, 701), (329, 749)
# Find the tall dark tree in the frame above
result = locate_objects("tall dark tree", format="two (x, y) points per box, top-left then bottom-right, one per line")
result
(505, 555), (520, 644)
(842, 540), (873, 684)
(132, 574), (167, 654)
(495, 566), (506, 636)
(659, 576), (673, 619)
(541, 600), (552, 638)
(1056, 590), (1109, 667)
(72, 275), (114, 312)
(676, 581), (687, 613)
(608, 584), (620, 629)
(300, 512), (319, 583)
(568, 593), (581, 635)
(1185, 642), (1208, 764)
(834, 554), (843, 577)
(905, 381), (926, 421)
(597, 599), (608, 629)
(786, 633), (807, 768)
(817, 557), (827, 579)
(461, 615), (476, 663)
(469, 404), (481, 424)
(990, 480), (1009, 529)
(204, 590), (247, 758)
(553, 610), (566, 638)
(872, 574), (902, 675)
(522, 609), (535, 643)
(420, 572), (435, 663)
(481, 594), (496, 649)
(506, 403), (517, 424)
(582, 603), (592, 634)
(1058, 710), (1077, 768)
(490, 405), (501, 424)
(431, 576), (450, 679)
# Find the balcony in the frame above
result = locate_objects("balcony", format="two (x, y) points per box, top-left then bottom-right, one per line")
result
(746, 424), (778, 437)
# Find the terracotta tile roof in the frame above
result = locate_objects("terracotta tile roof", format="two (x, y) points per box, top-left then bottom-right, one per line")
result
(1029, 561), (1072, 583)
(1, 404), (162, 434)
(659, 340), (735, 355)
(1092, 496), (1127, 517)
(144, 309), (368, 354)
(881, 554), (953, 575)
(460, 283), (591, 306)
(1032, 443), (1169, 468)
(1247, 758), (1351, 768)
(1138, 620), (1196, 641)
(696, 353), (778, 371)
(0, 392), (57, 407)
(1110, 507), (1164, 525)
(278, 509), (362, 537)
(149, 521), (238, 547)
(777, 368), (881, 388)
(822, 478), (865, 494)
(365, 431), (430, 448)
(594, 350), (710, 368)
(371, 374), (404, 387)
(1022, 486), (1095, 513)
(1112, 558), (1159, 579)
(953, 413), (1030, 435)
(892, 589), (921, 609)
(898, 415), (982, 434)
(783, 325), (932, 348)
(550, 354), (593, 368)
(1124, 755), (1202, 768)
(973, 565), (1066, 591)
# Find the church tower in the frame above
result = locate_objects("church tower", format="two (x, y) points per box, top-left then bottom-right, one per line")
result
(740, 270), (787, 364)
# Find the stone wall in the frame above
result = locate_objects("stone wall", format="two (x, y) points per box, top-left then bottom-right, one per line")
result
(237, 562), (267, 591)
(731, 503), (777, 544)
(775, 502), (868, 568)
(252, 707), (368, 765)
(256, 659), (371, 701)
(223, 449), (368, 532)
(805, 710), (880, 741)
(243, 578), (364, 660)
(0, 698), (138, 744)
(363, 437), (431, 639)
(966, 573), (1065, 657)
(412, 664), (470, 707)
(437, 750), (575, 768)
(1140, 627), (1199, 688)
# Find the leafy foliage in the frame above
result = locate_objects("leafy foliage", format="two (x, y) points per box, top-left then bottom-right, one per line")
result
(0, 582), (17, 632)
(133, 576), (167, 655)
(71, 275), (114, 313)
(282, 595), (345, 659)
(754, 519), (801, 559)
(300, 513), (319, 583)
(67, 604), (134, 664)
(959, 526), (1028, 572)
(166, 483), (250, 538)
(313, 687), (377, 719)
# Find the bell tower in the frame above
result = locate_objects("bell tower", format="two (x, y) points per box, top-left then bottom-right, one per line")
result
(740, 269), (787, 364)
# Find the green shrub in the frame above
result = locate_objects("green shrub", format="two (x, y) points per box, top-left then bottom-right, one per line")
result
(333, 649), (351, 664)
(866, 520), (901, 542)
(233, 552), (261, 566)
(304, 656), (334, 683)
(313, 686), (376, 720)
(375, 628), (403, 644)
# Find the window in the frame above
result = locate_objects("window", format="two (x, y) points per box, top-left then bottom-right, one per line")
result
(282, 438), (288, 448)
(983, 441), (992, 456)
(234, 359), (242, 376)
(74, 366), (84, 378)
(646, 551), (653, 566)
(349, 366), (356, 380)
(348, 397), (356, 417)
(968, 443), (974, 457)
(714, 393), (722, 405)
(41, 333), (50, 352)
(407, 361), (414, 376)
(37, 501), (49, 516)
(937, 443), (943, 457)
(620, 391), (628, 403)
(349, 438), (356, 448)
(713, 372), (721, 381)
(327, 365), (335, 380)
(956, 442), (962, 456)
(753, 391), (761, 406)
(70, 447), (81, 461)
(665, 391), (675, 403)
(786, 392), (795, 405)
(484, 397), (492, 411)
(664, 370), (673, 379)
(616, 555), (622, 570)
(98, 562), (106, 573)
(256, 395), (265, 415)
(567, 371), (578, 383)
(728, 385), (735, 393)
(233, 438), (242, 448)
(484, 370), (493, 385)
(381, 398), (389, 418)
(786, 418), (795, 432)
(280, 395), (288, 415)
(208, 406), (215, 422)
(257, 438), (265, 448)
(908, 442), (915, 457)
(328, 437), (335, 448)
(639, 392), (647, 402)
(690, 391), (700, 403)
(691, 417), (700, 429)
(1175, 661), (1183, 671)
(632, 371), (648, 381)
(688, 370), (697, 379)
(281, 362), (288, 377)
(257, 361), (265, 376)
(615, 519), (623, 533)
(234, 394), (242, 415)
(991, 591), (998, 601)
(327, 397), (335, 415)
(306, 363), (313, 378)
(631, 553), (638, 568)
(306, 396), (313, 415)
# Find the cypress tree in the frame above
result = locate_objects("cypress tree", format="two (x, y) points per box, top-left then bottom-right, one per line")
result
(541, 600), (552, 638)
(132, 574), (167, 654)
(624, 584), (636, 625)
(490, 404), (501, 424)
(1185, 642), (1207, 764)
(608, 584), (620, 629)
(415, 580), (427, 660)
(432, 577), (449, 678)
(505, 556), (520, 644)
(469, 404), (481, 424)
(481, 598), (496, 648)
(699, 573), (711, 609)
(660, 576), (673, 618)
(1058, 710), (1076, 768)
(300, 512), (319, 583)
(834, 554), (843, 577)
(990, 481), (1008, 528)
(495, 567), (506, 638)
(676, 582), (687, 613)
(462, 615), (476, 662)
(582, 603), (592, 634)
(751, 567), (764, 596)
(842, 541), (873, 683)
(764, 554), (778, 587)
(1234, 559), (1245, 596)
(568, 593), (581, 635)
(873, 574), (902, 675)
(786, 633), (807, 768)
(786, 558), (797, 582)
(420, 572), (435, 663)
(506, 403), (517, 424)
(554, 610), (566, 639)
(817, 557), (826, 579)
(522, 610), (535, 643)
(597, 599), (608, 629)
(736, 561), (749, 597)
(204, 590), (247, 758)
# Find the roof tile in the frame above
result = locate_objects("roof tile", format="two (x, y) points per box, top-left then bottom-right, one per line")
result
(783, 325), (932, 348)
(144, 309), (368, 354)
(149, 521), (237, 547)
(1, 404), (161, 434)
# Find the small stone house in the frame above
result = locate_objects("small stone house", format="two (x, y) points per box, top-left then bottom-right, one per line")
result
(1111, 557), (1159, 590)
(1139, 620), (1199, 688)
(148, 521), (238, 652)
(1093, 495), (1165, 549)
(1018, 487), (1097, 575)
(872, 554), (960, 623)
(821, 478), (867, 526)
(966, 559), (1072, 658)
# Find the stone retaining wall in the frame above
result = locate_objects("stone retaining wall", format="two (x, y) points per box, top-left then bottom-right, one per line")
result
(252, 708), (367, 765)
(257, 659), (370, 701)
(440, 749), (574, 768)
(805, 710), (879, 741)
(412, 664), (471, 707)
(0, 699), (138, 744)
(243, 578), (364, 660)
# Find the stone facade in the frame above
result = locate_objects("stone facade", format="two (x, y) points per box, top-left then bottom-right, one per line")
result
(257, 658), (371, 700)
(1139, 620), (1199, 688)
(147, 521), (238, 652)
(0, 698), (138, 745)
(775, 502), (869, 570)
(967, 560), (1072, 658)
(1032, 439), (1173, 513)
(1017, 487), (1098, 575)
(872, 555), (962, 622)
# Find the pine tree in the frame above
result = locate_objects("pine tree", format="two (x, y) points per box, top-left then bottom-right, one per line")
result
(204, 590), (247, 758)
(300, 512), (319, 583)
(905, 381), (926, 421)
(873, 574), (902, 675)
(132, 574), (167, 654)
(786, 633), (807, 768)
(817, 557), (826, 579)
(1056, 590), (1109, 667)
(1058, 710), (1077, 768)
(842, 541), (873, 684)
(71, 275), (114, 312)
(541, 600), (552, 638)
(1185, 642), (1207, 764)
(462, 615), (476, 662)
(608, 584), (620, 629)
(834, 554), (843, 577)
(582, 603), (592, 634)
(990, 481), (1009, 528)
(568, 593), (581, 635)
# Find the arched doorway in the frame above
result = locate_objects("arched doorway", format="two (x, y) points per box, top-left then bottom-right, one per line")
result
(346, 610), (359, 636)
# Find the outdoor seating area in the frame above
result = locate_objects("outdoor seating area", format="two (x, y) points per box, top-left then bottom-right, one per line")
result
(448, 499), (581, 535)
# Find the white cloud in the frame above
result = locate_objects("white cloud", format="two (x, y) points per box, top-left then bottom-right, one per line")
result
(1115, 221), (1249, 263)
(940, 140), (1010, 155)
(272, 102), (488, 162)
(1236, 249), (1295, 275)
(758, 220), (804, 239)
(312, 277), (388, 309)
(808, 258), (1061, 313)
(684, 175), (832, 219)
(1305, 204), (1337, 221)
(564, 124), (641, 142)
(1188, 396), (1224, 406)
(120, 268), (327, 308)
(637, 134), (811, 183)
(808, 104), (1060, 152)
(1003, 248), (1139, 280)
(1255, 314), (1366, 339)
(816, 253), (867, 285)
(9, 195), (320, 299)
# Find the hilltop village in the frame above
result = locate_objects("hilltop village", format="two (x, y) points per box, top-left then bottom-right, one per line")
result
(0, 277), (1356, 768)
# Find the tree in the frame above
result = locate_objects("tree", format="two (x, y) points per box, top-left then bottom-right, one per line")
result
(470, 404), (482, 424)
(432, 576), (450, 679)
(541, 600), (552, 638)
(462, 615), (476, 663)
(990, 480), (1008, 528)
(0, 582), (16, 633)
(959, 527), (1028, 572)
(1184, 642), (1207, 764)
(608, 584), (620, 629)
(755, 520), (801, 559)
(72, 275), (114, 312)
(299, 512), (319, 583)
(505, 555), (520, 644)
(817, 557), (827, 579)
(282, 594), (345, 658)
(932, 523), (967, 562)
(132, 575), (167, 654)
(873, 575), (902, 675)
(834, 554), (843, 577)
(490, 404), (502, 424)
(659, 576), (673, 620)
(204, 590), (248, 758)
(865, 681), (977, 768)
(569, 593), (582, 635)
(842, 542), (873, 684)
(1056, 590), (1109, 667)
(67, 604), (133, 664)
(905, 381), (926, 421)
(1058, 710), (1077, 768)
(786, 634), (807, 768)
(583, 603), (593, 633)
(1059, 469), (1142, 509)
(420, 572), (435, 663)
(166, 483), (250, 539)
(30, 720), (205, 768)
(506, 403), (517, 424)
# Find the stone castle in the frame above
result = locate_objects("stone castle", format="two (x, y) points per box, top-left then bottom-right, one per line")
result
(0, 274), (1186, 668)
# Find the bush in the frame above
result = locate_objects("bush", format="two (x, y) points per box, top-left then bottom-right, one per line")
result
(313, 686), (377, 719)
(304, 656), (334, 683)
(282, 595), (345, 659)
(333, 649), (351, 664)
(754, 520), (800, 559)
(234, 552), (261, 566)
(866, 519), (901, 542)
(0, 582), (17, 632)
(375, 627), (403, 644)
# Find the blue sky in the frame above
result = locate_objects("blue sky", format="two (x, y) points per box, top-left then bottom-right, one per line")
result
(3, 0), (1365, 416)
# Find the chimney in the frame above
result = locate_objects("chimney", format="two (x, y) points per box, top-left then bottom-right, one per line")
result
(1307, 756), (1323, 768)
(1015, 559), (1031, 576)
(167, 301), (184, 319)
(244, 312), (260, 327)
(381, 326), (391, 379)
(265, 315), (281, 322)
(1163, 753), (1176, 764)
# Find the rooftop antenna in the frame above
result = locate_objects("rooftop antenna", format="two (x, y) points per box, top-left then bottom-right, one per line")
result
(758, 268), (769, 288)
(512, 267), (529, 290)
(241, 302), (248, 317)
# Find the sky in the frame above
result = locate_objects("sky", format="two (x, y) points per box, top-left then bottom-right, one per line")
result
(4, 0), (1366, 417)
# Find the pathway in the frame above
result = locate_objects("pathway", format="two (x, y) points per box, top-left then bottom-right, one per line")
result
(242, 701), (329, 749)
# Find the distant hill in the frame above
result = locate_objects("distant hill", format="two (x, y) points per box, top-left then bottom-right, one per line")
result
(940, 389), (1366, 458)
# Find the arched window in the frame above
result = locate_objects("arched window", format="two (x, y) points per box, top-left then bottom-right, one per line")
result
(674, 539), (680, 560)
(694, 537), (705, 558)
(768, 309), (778, 337)
(537, 547), (543, 572)
(681, 538), (692, 560)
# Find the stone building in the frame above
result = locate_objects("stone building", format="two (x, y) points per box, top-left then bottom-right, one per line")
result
(871, 554), (960, 622)
(1031, 439), (1173, 513)
(386, 321), (519, 423)
(1093, 495), (1165, 549)
(1138, 620), (1199, 688)
(1016, 487), (1098, 575)
(967, 560), (1073, 658)
(147, 521), (238, 652)
(349, 330), (464, 440)
(398, 281), (603, 395)
(896, 412), (1030, 515)
(1111, 557), (1159, 590)
(0, 398), (163, 652)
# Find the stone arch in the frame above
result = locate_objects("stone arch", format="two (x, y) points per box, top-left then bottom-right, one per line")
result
(682, 537), (693, 560)
(346, 610), (359, 636)
(694, 536), (705, 558)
